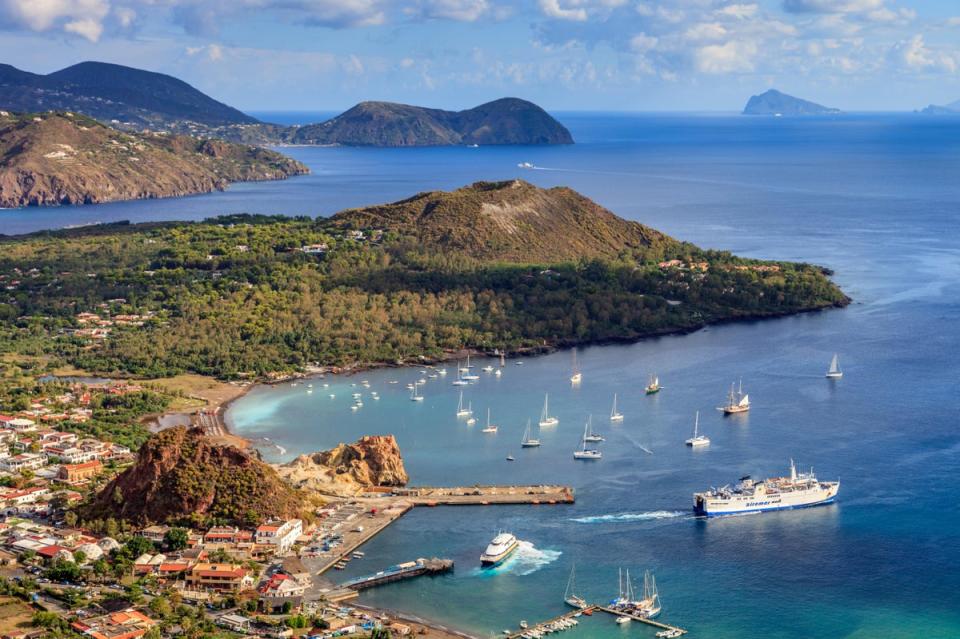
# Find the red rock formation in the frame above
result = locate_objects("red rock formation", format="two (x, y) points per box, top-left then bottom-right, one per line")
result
(279, 435), (408, 496)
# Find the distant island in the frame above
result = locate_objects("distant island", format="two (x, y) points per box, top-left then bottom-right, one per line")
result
(288, 98), (573, 146)
(743, 89), (841, 116)
(0, 61), (572, 146)
(0, 180), (847, 379)
(920, 99), (960, 115)
(0, 111), (307, 207)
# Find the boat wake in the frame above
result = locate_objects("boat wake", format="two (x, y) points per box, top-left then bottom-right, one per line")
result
(260, 437), (287, 455)
(473, 541), (561, 577)
(570, 510), (688, 524)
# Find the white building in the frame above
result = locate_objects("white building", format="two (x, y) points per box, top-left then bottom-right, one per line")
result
(1, 453), (46, 473)
(255, 519), (303, 554)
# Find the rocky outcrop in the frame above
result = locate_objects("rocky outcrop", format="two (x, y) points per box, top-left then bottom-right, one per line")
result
(83, 426), (303, 526)
(278, 435), (408, 497)
(0, 111), (308, 208)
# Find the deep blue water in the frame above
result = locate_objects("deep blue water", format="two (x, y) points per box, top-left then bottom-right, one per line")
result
(4, 114), (960, 637)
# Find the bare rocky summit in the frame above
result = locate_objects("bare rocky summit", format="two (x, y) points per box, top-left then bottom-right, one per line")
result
(278, 435), (409, 497)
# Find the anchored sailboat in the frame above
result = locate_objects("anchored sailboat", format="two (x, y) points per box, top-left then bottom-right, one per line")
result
(645, 374), (661, 395)
(521, 420), (541, 447)
(539, 393), (559, 427)
(574, 422), (602, 459)
(564, 565), (588, 609)
(826, 353), (843, 379)
(609, 393), (623, 422)
(452, 362), (468, 386)
(584, 416), (605, 442)
(685, 411), (709, 447)
(570, 351), (582, 385)
(456, 391), (472, 417)
(481, 408), (498, 433)
(719, 379), (750, 415)
(410, 383), (424, 402)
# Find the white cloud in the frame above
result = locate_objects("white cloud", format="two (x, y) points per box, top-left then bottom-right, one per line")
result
(410, 0), (490, 22)
(629, 32), (658, 52)
(717, 4), (758, 20)
(538, 0), (587, 22)
(684, 22), (727, 42)
(0, 0), (109, 41)
(695, 40), (758, 74)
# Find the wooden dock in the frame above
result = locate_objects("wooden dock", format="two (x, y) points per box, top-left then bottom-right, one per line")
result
(595, 606), (687, 635)
(504, 606), (596, 639)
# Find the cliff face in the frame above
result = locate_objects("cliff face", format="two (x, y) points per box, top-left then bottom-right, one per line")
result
(0, 111), (308, 208)
(84, 426), (303, 526)
(288, 98), (573, 147)
(278, 435), (408, 497)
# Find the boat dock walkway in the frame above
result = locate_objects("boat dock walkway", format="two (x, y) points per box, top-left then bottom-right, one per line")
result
(504, 606), (597, 639)
(340, 558), (454, 590)
(402, 484), (575, 506)
(595, 606), (687, 635)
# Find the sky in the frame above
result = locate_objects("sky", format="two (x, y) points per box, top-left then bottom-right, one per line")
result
(2, 0), (960, 112)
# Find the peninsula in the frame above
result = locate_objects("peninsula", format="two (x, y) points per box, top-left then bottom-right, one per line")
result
(0, 180), (847, 379)
(743, 89), (841, 116)
(0, 111), (308, 207)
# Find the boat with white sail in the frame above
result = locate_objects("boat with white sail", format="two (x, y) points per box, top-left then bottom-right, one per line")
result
(521, 420), (540, 447)
(481, 408), (498, 433)
(564, 565), (588, 609)
(609, 393), (623, 422)
(826, 353), (843, 379)
(645, 374), (661, 395)
(685, 411), (709, 447)
(570, 351), (582, 385)
(693, 459), (840, 517)
(539, 393), (559, 427)
(583, 416), (604, 442)
(480, 532), (519, 566)
(718, 379), (750, 415)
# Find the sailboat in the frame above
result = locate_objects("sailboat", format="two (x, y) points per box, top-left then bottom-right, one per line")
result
(461, 354), (473, 371)
(645, 374), (661, 395)
(826, 353), (843, 379)
(570, 351), (582, 385)
(496, 351), (504, 377)
(500, 352), (506, 367)
(521, 420), (541, 447)
(410, 383), (424, 402)
(573, 423), (602, 459)
(718, 379), (750, 415)
(685, 411), (710, 447)
(452, 362), (469, 386)
(456, 391), (472, 417)
(609, 393), (623, 422)
(564, 565), (588, 609)
(466, 403), (477, 425)
(584, 416), (605, 442)
(481, 408), (498, 433)
(538, 393), (559, 427)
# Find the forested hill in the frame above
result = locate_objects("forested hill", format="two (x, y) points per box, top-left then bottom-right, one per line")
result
(331, 180), (675, 262)
(0, 185), (848, 379)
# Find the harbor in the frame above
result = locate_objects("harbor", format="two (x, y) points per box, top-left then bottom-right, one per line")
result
(503, 605), (686, 639)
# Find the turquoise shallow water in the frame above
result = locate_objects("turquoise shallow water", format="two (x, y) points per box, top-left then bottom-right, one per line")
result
(5, 113), (959, 638)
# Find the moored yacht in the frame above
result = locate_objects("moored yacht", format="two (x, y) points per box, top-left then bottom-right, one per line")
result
(539, 393), (559, 427)
(684, 411), (709, 447)
(521, 420), (541, 447)
(609, 393), (623, 422)
(480, 532), (519, 566)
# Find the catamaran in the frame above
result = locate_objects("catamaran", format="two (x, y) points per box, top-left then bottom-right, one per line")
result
(583, 416), (604, 442)
(570, 351), (582, 385)
(685, 411), (709, 447)
(410, 383), (424, 402)
(539, 393), (559, 427)
(826, 353), (843, 379)
(456, 391), (472, 417)
(573, 423), (602, 459)
(718, 379), (750, 415)
(609, 393), (623, 422)
(521, 420), (541, 447)
(564, 565), (588, 609)
(482, 408), (498, 433)
(645, 374), (661, 395)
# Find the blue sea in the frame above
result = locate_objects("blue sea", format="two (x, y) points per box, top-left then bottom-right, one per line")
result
(4, 113), (960, 638)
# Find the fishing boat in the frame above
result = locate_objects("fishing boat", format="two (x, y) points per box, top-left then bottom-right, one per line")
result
(564, 565), (588, 609)
(609, 393), (623, 422)
(644, 375), (661, 395)
(482, 408), (498, 433)
(570, 351), (582, 385)
(410, 384), (424, 402)
(456, 391), (472, 417)
(521, 420), (541, 447)
(826, 353), (843, 379)
(718, 379), (750, 415)
(685, 411), (710, 447)
(583, 416), (604, 442)
(539, 393), (559, 427)
(573, 423), (602, 460)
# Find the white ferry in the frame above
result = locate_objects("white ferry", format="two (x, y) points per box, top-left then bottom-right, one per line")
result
(480, 532), (520, 566)
(694, 460), (839, 517)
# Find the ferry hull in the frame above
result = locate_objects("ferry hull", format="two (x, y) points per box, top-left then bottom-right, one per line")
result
(480, 540), (519, 566)
(694, 486), (839, 517)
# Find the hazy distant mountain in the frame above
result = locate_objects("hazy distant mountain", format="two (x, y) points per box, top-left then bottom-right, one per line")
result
(743, 89), (841, 116)
(288, 98), (574, 146)
(920, 99), (960, 115)
(0, 61), (258, 130)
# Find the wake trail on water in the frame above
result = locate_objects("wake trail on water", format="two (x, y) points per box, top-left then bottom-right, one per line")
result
(571, 511), (689, 524)
(619, 433), (654, 455)
(471, 541), (561, 578)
